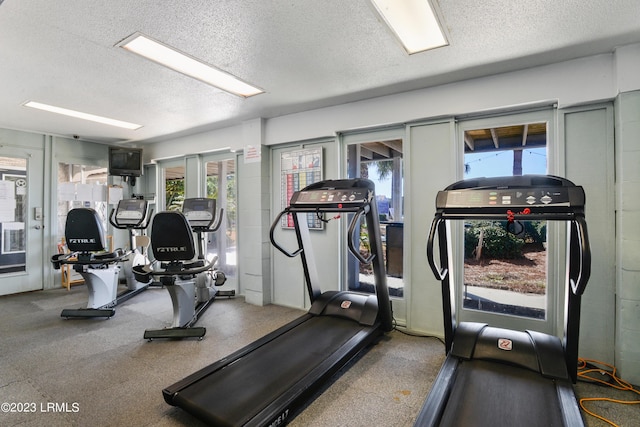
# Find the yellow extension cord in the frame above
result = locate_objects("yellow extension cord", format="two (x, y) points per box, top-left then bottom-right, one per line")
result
(577, 358), (640, 426)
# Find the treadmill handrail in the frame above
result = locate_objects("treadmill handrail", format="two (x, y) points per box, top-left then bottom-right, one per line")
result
(427, 216), (448, 281)
(271, 204), (376, 264)
(270, 210), (304, 258)
(570, 216), (591, 296)
(347, 205), (375, 264)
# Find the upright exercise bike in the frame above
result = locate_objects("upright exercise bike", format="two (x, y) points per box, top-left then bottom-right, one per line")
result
(52, 208), (131, 319)
(136, 198), (230, 340)
(109, 198), (153, 296)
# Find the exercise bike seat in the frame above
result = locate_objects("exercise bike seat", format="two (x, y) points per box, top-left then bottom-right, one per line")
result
(152, 211), (196, 261)
(52, 208), (127, 268)
(133, 211), (201, 282)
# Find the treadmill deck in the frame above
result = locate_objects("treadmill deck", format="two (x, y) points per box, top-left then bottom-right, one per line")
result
(165, 314), (380, 426)
(440, 359), (566, 427)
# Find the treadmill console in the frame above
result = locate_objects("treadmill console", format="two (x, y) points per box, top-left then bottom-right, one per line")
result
(436, 175), (585, 213)
(182, 198), (216, 227)
(438, 186), (583, 209)
(114, 199), (148, 226)
(289, 187), (372, 209)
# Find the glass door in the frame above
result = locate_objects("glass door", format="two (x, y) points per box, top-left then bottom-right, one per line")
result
(342, 128), (406, 323)
(0, 149), (44, 296)
(203, 157), (237, 290)
(159, 155), (237, 292)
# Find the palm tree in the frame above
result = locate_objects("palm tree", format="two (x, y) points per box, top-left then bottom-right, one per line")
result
(361, 159), (393, 180)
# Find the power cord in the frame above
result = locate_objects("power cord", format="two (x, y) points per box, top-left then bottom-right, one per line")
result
(391, 316), (445, 346)
(577, 357), (640, 426)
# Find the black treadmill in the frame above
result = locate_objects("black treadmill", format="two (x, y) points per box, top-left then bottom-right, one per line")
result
(415, 175), (591, 427)
(162, 178), (393, 426)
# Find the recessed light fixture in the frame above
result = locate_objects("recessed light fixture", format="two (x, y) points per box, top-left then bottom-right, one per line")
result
(23, 101), (142, 130)
(371, 0), (448, 54)
(118, 33), (264, 98)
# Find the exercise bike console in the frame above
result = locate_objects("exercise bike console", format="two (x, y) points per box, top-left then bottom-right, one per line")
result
(109, 198), (154, 292)
(182, 197), (223, 230)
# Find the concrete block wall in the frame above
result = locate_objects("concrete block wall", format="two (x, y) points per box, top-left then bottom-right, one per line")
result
(238, 119), (272, 306)
(615, 90), (640, 385)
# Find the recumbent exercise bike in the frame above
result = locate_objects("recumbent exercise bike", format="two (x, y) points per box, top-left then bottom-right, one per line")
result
(135, 198), (231, 340)
(51, 208), (131, 319)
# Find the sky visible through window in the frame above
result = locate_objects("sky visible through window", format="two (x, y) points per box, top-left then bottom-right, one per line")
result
(464, 147), (547, 179)
(368, 147), (547, 198)
(367, 162), (392, 197)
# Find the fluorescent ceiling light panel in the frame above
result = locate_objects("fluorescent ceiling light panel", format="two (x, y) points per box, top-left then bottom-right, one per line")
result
(371, 0), (448, 54)
(23, 101), (142, 130)
(118, 33), (264, 98)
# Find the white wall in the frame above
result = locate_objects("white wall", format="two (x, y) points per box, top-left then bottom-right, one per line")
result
(405, 119), (456, 336)
(562, 104), (616, 365)
(262, 53), (615, 146)
(614, 43), (640, 93)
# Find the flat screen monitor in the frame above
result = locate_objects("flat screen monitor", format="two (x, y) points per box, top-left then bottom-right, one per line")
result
(109, 147), (143, 177)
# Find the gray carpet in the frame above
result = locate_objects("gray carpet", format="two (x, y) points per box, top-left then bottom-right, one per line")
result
(0, 285), (636, 426)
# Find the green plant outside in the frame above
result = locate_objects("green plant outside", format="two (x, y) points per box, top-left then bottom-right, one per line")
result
(464, 220), (546, 260)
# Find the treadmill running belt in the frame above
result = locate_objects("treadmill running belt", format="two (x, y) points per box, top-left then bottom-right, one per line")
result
(439, 359), (565, 427)
(171, 315), (375, 426)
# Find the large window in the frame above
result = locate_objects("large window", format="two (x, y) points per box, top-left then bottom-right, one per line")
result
(461, 121), (551, 323)
(57, 162), (108, 241)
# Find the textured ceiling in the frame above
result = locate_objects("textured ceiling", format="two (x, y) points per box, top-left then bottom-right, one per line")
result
(1, 0), (640, 145)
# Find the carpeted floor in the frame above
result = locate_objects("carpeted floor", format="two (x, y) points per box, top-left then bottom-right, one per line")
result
(0, 284), (637, 426)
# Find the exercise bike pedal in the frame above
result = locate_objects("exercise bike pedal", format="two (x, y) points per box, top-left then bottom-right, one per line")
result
(143, 326), (206, 341)
(60, 308), (116, 319)
(216, 290), (236, 298)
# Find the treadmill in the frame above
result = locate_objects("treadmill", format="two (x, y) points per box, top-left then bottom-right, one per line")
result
(414, 175), (591, 427)
(162, 178), (393, 426)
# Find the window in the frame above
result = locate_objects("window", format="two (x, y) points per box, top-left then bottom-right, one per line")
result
(164, 165), (185, 211)
(0, 157), (27, 273)
(57, 162), (108, 239)
(346, 138), (404, 298)
(461, 122), (550, 321)
(204, 158), (237, 278)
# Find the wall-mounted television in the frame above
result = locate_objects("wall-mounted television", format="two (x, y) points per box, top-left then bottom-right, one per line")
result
(108, 147), (143, 178)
